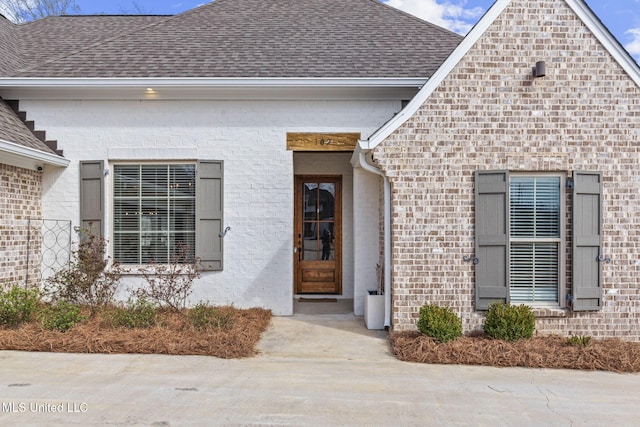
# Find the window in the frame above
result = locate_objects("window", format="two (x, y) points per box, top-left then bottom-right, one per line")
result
(509, 176), (562, 304)
(80, 160), (224, 271)
(474, 171), (603, 312)
(113, 164), (196, 264)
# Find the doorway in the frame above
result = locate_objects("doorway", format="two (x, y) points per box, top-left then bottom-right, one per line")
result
(294, 175), (342, 294)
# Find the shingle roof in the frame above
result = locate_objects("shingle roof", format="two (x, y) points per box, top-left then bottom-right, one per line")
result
(8, 0), (462, 78)
(0, 99), (57, 155)
(16, 15), (169, 74)
(0, 16), (23, 76)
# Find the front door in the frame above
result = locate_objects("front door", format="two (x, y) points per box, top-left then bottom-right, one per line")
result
(294, 176), (342, 294)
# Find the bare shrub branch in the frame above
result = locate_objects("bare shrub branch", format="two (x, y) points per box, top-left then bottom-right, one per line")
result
(132, 244), (200, 312)
(45, 233), (123, 315)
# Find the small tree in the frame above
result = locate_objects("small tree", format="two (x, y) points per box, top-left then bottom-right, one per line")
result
(45, 233), (123, 315)
(1, 0), (80, 23)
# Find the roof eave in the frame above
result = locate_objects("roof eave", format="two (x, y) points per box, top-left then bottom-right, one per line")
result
(0, 138), (70, 170)
(362, 0), (513, 150)
(0, 77), (428, 89)
(566, 0), (640, 87)
(0, 77), (426, 101)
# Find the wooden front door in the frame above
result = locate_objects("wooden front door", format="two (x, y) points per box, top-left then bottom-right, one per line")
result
(294, 176), (342, 294)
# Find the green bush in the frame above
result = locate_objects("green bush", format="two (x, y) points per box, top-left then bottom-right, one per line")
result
(188, 303), (235, 330)
(416, 304), (463, 343)
(41, 301), (85, 332)
(0, 286), (40, 327)
(483, 302), (535, 342)
(109, 299), (157, 328)
(567, 335), (592, 347)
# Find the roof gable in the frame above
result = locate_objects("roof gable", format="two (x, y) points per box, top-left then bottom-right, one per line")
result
(364, 0), (640, 149)
(11, 0), (462, 79)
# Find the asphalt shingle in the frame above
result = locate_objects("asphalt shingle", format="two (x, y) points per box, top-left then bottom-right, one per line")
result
(0, 15), (22, 76)
(9, 0), (462, 78)
(0, 99), (57, 155)
(16, 15), (169, 74)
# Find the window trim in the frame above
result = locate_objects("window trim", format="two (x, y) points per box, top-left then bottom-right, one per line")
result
(509, 172), (566, 308)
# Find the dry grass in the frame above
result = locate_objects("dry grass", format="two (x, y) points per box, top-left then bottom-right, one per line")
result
(390, 331), (640, 373)
(0, 306), (272, 359)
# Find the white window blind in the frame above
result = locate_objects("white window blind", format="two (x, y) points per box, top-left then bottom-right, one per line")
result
(510, 242), (559, 302)
(510, 177), (560, 238)
(509, 177), (561, 303)
(113, 164), (196, 264)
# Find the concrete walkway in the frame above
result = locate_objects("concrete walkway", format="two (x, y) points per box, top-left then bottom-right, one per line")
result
(1, 313), (639, 426)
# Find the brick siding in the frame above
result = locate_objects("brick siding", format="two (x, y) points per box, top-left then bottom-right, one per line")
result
(0, 163), (42, 288)
(373, 0), (640, 340)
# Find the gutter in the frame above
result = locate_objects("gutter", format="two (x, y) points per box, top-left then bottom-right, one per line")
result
(0, 138), (69, 168)
(0, 77), (428, 89)
(357, 148), (392, 329)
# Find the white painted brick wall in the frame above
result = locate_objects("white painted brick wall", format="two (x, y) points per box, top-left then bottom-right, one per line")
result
(352, 168), (382, 315)
(25, 98), (398, 315)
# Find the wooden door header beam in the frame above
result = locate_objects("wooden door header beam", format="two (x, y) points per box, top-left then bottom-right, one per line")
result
(286, 133), (360, 152)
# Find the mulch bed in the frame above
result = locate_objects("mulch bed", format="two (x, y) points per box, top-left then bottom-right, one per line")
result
(0, 307), (272, 359)
(391, 331), (640, 373)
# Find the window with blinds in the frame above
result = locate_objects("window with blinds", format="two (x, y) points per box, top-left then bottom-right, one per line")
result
(113, 164), (196, 264)
(509, 176), (561, 303)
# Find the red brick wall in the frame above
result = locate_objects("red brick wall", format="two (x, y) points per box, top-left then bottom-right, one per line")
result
(373, 0), (640, 340)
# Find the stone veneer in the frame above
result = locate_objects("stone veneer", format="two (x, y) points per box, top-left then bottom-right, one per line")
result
(0, 163), (42, 287)
(373, 0), (640, 340)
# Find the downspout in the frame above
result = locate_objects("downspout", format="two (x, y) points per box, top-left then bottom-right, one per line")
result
(358, 150), (392, 329)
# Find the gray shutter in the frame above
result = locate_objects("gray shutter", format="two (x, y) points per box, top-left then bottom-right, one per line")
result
(196, 160), (224, 271)
(572, 171), (603, 311)
(474, 171), (509, 310)
(79, 160), (104, 238)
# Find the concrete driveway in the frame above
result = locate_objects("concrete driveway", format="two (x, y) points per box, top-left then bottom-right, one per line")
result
(1, 313), (639, 426)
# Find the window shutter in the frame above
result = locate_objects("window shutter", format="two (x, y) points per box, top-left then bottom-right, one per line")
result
(196, 160), (224, 271)
(572, 171), (603, 311)
(79, 160), (104, 238)
(474, 171), (510, 310)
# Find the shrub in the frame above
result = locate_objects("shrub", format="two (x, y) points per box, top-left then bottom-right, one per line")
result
(108, 299), (157, 329)
(45, 233), (123, 314)
(133, 244), (200, 312)
(41, 301), (85, 332)
(0, 286), (40, 327)
(188, 303), (235, 330)
(483, 302), (536, 342)
(416, 304), (463, 343)
(567, 335), (592, 348)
